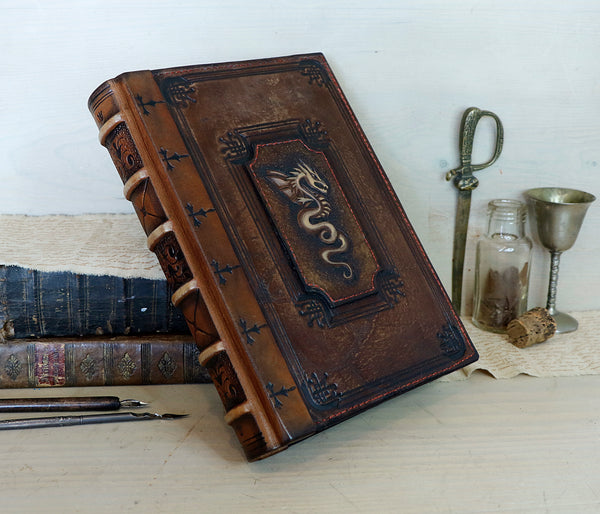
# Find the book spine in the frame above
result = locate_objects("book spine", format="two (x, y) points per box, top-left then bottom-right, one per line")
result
(89, 82), (219, 353)
(89, 79), (283, 461)
(0, 334), (209, 387)
(0, 265), (189, 339)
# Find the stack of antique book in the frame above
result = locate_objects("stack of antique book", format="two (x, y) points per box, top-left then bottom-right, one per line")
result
(0, 264), (207, 387)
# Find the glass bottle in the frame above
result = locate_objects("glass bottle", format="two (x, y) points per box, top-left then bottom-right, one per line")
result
(472, 199), (532, 333)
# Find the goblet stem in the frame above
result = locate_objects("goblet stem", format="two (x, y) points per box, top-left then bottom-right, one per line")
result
(546, 250), (562, 316)
(545, 250), (578, 333)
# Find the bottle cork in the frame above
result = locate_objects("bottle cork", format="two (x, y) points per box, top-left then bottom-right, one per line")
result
(506, 307), (557, 348)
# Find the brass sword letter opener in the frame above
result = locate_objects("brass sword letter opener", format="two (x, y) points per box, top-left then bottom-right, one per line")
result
(446, 107), (504, 314)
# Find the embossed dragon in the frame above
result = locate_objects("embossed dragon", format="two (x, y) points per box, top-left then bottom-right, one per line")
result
(265, 160), (353, 279)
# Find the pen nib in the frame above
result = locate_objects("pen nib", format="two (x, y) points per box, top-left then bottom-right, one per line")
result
(131, 412), (189, 420)
(159, 413), (189, 419)
(120, 399), (149, 408)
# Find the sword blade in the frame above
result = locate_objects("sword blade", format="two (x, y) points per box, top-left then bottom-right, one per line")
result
(451, 189), (472, 313)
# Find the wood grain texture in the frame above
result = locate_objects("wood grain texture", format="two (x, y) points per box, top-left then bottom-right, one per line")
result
(1, 1), (599, 315)
(0, 373), (599, 512)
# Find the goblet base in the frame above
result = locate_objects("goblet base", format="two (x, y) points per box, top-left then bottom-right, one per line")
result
(549, 310), (578, 334)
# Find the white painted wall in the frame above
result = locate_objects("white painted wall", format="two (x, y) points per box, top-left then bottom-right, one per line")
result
(1, 0), (598, 314)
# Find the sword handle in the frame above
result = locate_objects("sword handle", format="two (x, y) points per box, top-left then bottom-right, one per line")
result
(447, 107), (504, 188)
(460, 107), (504, 174)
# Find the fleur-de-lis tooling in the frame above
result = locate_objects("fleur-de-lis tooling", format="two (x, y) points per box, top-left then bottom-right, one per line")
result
(159, 147), (189, 171)
(211, 259), (240, 285)
(135, 94), (165, 115)
(240, 318), (267, 345)
(185, 202), (216, 227)
(266, 382), (297, 409)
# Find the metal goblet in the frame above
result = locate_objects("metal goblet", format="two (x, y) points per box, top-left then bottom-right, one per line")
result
(526, 187), (595, 333)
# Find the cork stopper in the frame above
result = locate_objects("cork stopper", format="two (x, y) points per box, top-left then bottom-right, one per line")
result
(506, 307), (557, 348)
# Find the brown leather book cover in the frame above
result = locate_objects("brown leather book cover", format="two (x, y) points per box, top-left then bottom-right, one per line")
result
(89, 53), (477, 460)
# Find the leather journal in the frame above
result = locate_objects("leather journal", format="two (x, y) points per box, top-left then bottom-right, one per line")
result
(88, 53), (478, 460)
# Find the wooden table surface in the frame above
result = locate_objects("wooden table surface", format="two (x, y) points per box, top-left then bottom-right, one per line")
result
(1, 372), (599, 513)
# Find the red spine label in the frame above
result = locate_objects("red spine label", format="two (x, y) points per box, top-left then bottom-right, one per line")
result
(34, 343), (66, 386)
